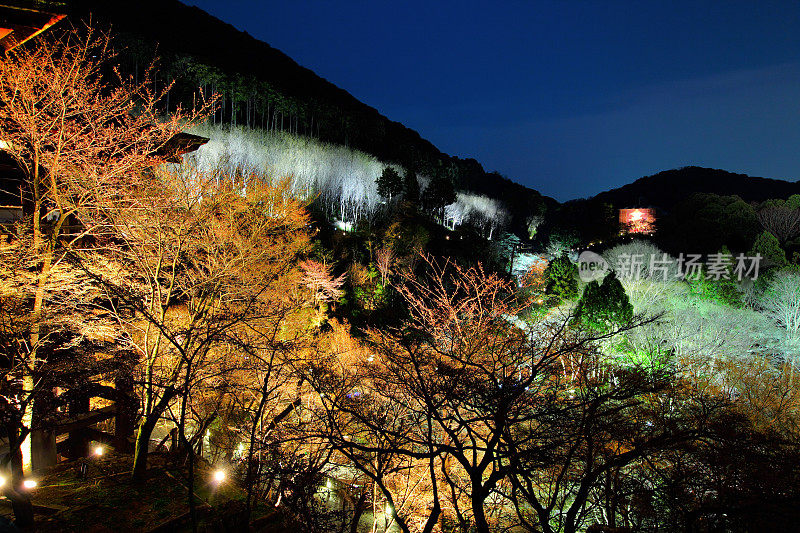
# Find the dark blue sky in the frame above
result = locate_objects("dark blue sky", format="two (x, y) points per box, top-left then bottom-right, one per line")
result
(188, 0), (800, 200)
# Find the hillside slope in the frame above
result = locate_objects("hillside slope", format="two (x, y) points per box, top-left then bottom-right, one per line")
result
(540, 166), (800, 252)
(56, 0), (555, 235)
(591, 166), (800, 209)
(66, 0), (437, 165)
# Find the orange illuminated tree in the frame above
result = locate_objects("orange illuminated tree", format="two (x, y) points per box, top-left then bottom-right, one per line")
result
(73, 166), (314, 487)
(302, 255), (719, 533)
(0, 24), (212, 486)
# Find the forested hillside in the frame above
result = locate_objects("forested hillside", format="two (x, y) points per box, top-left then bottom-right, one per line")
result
(57, 0), (554, 236)
(541, 166), (800, 254)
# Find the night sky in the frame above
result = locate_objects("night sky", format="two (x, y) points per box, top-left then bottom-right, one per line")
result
(187, 1), (800, 201)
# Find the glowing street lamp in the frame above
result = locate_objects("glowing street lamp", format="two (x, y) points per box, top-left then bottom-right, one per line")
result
(22, 479), (37, 490)
(212, 469), (226, 484)
(93, 445), (104, 457)
(0, 475), (5, 488)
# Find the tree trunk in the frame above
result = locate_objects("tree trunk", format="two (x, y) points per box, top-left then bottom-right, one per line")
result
(132, 389), (178, 482)
(131, 417), (158, 482)
(349, 491), (366, 533)
(470, 481), (490, 533)
(178, 363), (198, 533)
(3, 487), (34, 528)
(114, 371), (136, 453)
(4, 424), (34, 528)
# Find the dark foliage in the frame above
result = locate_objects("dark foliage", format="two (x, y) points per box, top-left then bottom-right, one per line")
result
(422, 175), (456, 217)
(376, 167), (403, 200)
(594, 166), (800, 210)
(402, 164), (420, 205)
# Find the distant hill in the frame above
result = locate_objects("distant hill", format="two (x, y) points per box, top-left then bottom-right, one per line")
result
(540, 166), (800, 251)
(590, 166), (800, 210)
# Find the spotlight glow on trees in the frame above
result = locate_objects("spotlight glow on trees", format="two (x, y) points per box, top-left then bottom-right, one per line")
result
(93, 446), (104, 456)
(619, 208), (656, 234)
(212, 470), (226, 483)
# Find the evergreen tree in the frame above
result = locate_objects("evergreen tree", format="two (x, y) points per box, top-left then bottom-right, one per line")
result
(601, 271), (634, 325)
(376, 167), (403, 201)
(574, 271), (633, 332)
(423, 175), (456, 220)
(403, 164), (420, 205)
(749, 230), (787, 270)
(574, 279), (602, 328)
(544, 253), (578, 301)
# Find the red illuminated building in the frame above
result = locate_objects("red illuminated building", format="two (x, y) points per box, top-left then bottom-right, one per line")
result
(619, 208), (656, 235)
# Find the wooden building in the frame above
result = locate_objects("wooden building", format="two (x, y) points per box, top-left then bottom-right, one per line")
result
(0, 2), (66, 53)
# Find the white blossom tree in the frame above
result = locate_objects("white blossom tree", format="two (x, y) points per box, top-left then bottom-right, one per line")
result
(760, 271), (800, 379)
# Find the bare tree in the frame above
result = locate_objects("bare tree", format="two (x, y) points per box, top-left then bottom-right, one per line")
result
(757, 204), (800, 244)
(760, 271), (800, 382)
(301, 255), (684, 532)
(74, 166), (312, 488)
(300, 253), (726, 533)
(0, 25), (211, 476)
(300, 259), (345, 322)
(374, 246), (395, 286)
(0, 227), (129, 526)
(504, 354), (717, 533)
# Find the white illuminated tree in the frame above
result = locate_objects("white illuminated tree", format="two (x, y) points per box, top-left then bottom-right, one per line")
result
(185, 124), (389, 225)
(444, 192), (508, 237)
(760, 271), (800, 380)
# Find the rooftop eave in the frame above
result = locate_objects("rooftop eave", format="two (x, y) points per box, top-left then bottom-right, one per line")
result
(0, 3), (66, 53)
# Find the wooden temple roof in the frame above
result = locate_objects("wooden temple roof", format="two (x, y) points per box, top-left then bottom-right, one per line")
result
(0, 3), (65, 53)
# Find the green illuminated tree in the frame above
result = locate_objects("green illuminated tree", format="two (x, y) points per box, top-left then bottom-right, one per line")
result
(749, 231), (787, 270)
(544, 253), (579, 301)
(686, 247), (743, 308)
(573, 272), (633, 332)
